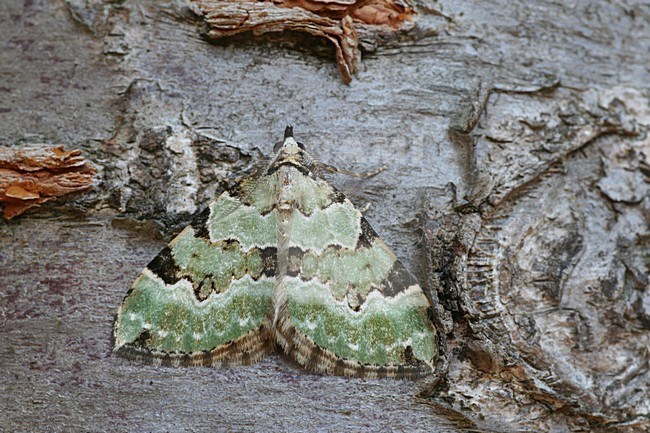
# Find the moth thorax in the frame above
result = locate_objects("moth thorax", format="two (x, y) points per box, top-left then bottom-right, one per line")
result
(282, 137), (301, 153)
(277, 168), (297, 211)
(277, 190), (297, 211)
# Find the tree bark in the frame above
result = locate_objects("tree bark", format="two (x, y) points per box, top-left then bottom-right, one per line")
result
(1, 0), (648, 432)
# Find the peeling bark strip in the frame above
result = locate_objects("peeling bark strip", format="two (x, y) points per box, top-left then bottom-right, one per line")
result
(191, 0), (415, 83)
(0, 146), (96, 219)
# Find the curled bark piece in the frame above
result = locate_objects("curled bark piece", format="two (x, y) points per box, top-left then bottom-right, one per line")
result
(0, 146), (97, 219)
(191, 0), (414, 83)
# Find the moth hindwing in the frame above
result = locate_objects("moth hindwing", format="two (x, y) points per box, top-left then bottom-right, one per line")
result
(113, 126), (438, 378)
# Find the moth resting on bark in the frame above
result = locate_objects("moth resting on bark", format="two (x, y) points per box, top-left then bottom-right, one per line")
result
(113, 127), (438, 378)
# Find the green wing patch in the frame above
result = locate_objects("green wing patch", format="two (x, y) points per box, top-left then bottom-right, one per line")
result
(278, 278), (436, 378)
(113, 193), (276, 367)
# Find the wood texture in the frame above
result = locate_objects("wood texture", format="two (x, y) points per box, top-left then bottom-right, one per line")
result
(0, 146), (96, 218)
(1, 0), (648, 432)
(191, 0), (414, 83)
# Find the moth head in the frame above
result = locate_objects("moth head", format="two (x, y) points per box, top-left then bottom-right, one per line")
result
(273, 125), (306, 154)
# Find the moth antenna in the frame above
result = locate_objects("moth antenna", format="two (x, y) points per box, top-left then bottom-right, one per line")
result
(284, 125), (294, 139)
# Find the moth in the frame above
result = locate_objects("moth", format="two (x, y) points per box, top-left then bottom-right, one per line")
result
(113, 127), (438, 379)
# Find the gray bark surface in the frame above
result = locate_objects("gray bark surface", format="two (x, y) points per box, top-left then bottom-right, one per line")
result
(1, 0), (648, 432)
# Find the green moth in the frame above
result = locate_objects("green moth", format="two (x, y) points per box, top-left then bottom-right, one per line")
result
(113, 127), (439, 378)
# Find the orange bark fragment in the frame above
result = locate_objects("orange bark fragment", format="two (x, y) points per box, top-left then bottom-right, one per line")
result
(0, 146), (96, 219)
(191, 0), (415, 83)
(6, 185), (40, 200)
